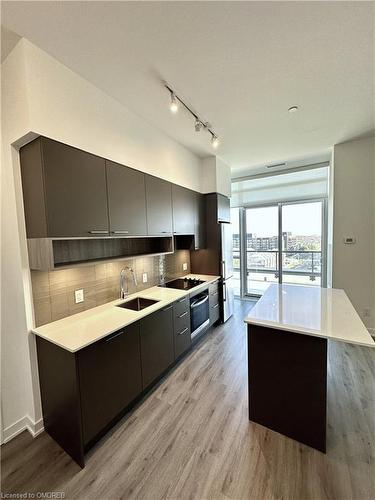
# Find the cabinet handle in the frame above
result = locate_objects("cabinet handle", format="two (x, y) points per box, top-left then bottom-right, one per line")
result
(213, 303), (219, 309)
(191, 295), (209, 308)
(178, 298), (186, 303)
(162, 305), (173, 312)
(88, 230), (109, 234)
(105, 331), (123, 342)
(211, 291), (218, 296)
(111, 230), (129, 234)
(179, 327), (189, 336)
(179, 311), (188, 318)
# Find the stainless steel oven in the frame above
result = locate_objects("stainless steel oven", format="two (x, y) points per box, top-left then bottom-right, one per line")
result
(190, 290), (209, 339)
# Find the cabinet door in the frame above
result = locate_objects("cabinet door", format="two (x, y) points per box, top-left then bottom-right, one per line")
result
(217, 194), (231, 223)
(194, 193), (206, 249)
(210, 302), (220, 324)
(145, 175), (173, 235)
(140, 305), (174, 388)
(42, 138), (109, 237)
(106, 160), (147, 235)
(172, 185), (195, 234)
(78, 322), (142, 445)
(173, 300), (191, 358)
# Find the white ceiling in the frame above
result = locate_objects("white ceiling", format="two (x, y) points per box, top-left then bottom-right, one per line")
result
(2, 1), (374, 175)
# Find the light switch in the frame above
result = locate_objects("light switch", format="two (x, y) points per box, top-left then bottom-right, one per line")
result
(343, 237), (356, 244)
(183, 262), (188, 271)
(142, 273), (148, 283)
(75, 289), (84, 304)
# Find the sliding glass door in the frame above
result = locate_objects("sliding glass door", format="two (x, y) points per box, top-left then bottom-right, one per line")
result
(240, 199), (326, 296)
(281, 201), (323, 287)
(245, 205), (279, 295)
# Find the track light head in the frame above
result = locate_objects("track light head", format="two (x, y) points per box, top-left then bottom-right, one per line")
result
(195, 119), (203, 132)
(211, 135), (220, 149)
(170, 93), (178, 113)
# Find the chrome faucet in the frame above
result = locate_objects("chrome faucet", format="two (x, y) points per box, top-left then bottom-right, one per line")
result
(120, 267), (137, 299)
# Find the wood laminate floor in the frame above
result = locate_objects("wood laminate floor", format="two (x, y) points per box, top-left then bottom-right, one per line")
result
(1, 299), (375, 500)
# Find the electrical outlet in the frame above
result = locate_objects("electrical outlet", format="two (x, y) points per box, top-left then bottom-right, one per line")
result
(75, 289), (84, 304)
(183, 262), (188, 271)
(142, 273), (148, 283)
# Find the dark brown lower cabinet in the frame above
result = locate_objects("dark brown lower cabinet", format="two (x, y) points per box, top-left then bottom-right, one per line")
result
(209, 280), (220, 325)
(140, 305), (174, 389)
(173, 299), (191, 358)
(78, 323), (142, 445)
(36, 292), (214, 468)
(36, 322), (142, 468)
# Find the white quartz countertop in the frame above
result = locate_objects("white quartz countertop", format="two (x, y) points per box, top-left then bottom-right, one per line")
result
(32, 274), (220, 352)
(245, 284), (375, 347)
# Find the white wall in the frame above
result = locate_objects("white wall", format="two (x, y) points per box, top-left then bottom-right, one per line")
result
(1, 41), (41, 443)
(1, 39), (206, 442)
(18, 40), (202, 189)
(332, 135), (375, 330)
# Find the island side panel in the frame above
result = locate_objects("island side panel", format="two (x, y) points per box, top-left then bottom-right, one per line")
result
(36, 337), (85, 467)
(247, 324), (327, 453)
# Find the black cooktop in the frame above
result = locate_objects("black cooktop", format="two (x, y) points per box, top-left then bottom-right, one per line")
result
(159, 277), (205, 290)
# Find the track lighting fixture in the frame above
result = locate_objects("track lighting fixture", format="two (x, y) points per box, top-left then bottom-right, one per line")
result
(170, 93), (178, 113)
(164, 83), (220, 148)
(195, 118), (203, 132)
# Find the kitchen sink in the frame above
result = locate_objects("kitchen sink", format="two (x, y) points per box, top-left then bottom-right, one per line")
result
(116, 297), (159, 311)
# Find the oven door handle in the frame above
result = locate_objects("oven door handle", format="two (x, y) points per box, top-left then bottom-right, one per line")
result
(191, 295), (209, 308)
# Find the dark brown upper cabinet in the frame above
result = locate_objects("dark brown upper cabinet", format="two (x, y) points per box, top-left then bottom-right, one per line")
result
(20, 136), (211, 252)
(106, 160), (147, 236)
(20, 137), (109, 238)
(194, 192), (206, 250)
(172, 184), (195, 234)
(217, 193), (231, 223)
(145, 175), (173, 235)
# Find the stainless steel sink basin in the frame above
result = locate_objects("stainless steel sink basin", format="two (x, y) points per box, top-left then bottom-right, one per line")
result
(116, 297), (159, 311)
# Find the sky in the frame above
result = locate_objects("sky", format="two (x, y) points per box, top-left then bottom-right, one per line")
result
(231, 202), (322, 237)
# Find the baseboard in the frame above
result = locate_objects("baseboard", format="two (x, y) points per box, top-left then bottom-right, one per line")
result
(2, 415), (44, 444)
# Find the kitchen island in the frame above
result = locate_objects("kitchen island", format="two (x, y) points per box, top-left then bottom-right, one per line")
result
(245, 284), (375, 452)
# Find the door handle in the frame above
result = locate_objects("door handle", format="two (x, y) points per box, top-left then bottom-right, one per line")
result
(222, 260), (226, 278)
(111, 230), (129, 235)
(223, 282), (227, 302)
(88, 230), (109, 234)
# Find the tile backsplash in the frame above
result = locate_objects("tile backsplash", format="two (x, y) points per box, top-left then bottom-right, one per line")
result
(31, 250), (191, 327)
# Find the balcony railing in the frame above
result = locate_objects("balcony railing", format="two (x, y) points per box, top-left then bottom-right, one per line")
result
(233, 249), (322, 281)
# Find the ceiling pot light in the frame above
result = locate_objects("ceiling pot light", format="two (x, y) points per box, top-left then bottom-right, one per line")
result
(288, 106), (299, 113)
(170, 93), (178, 113)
